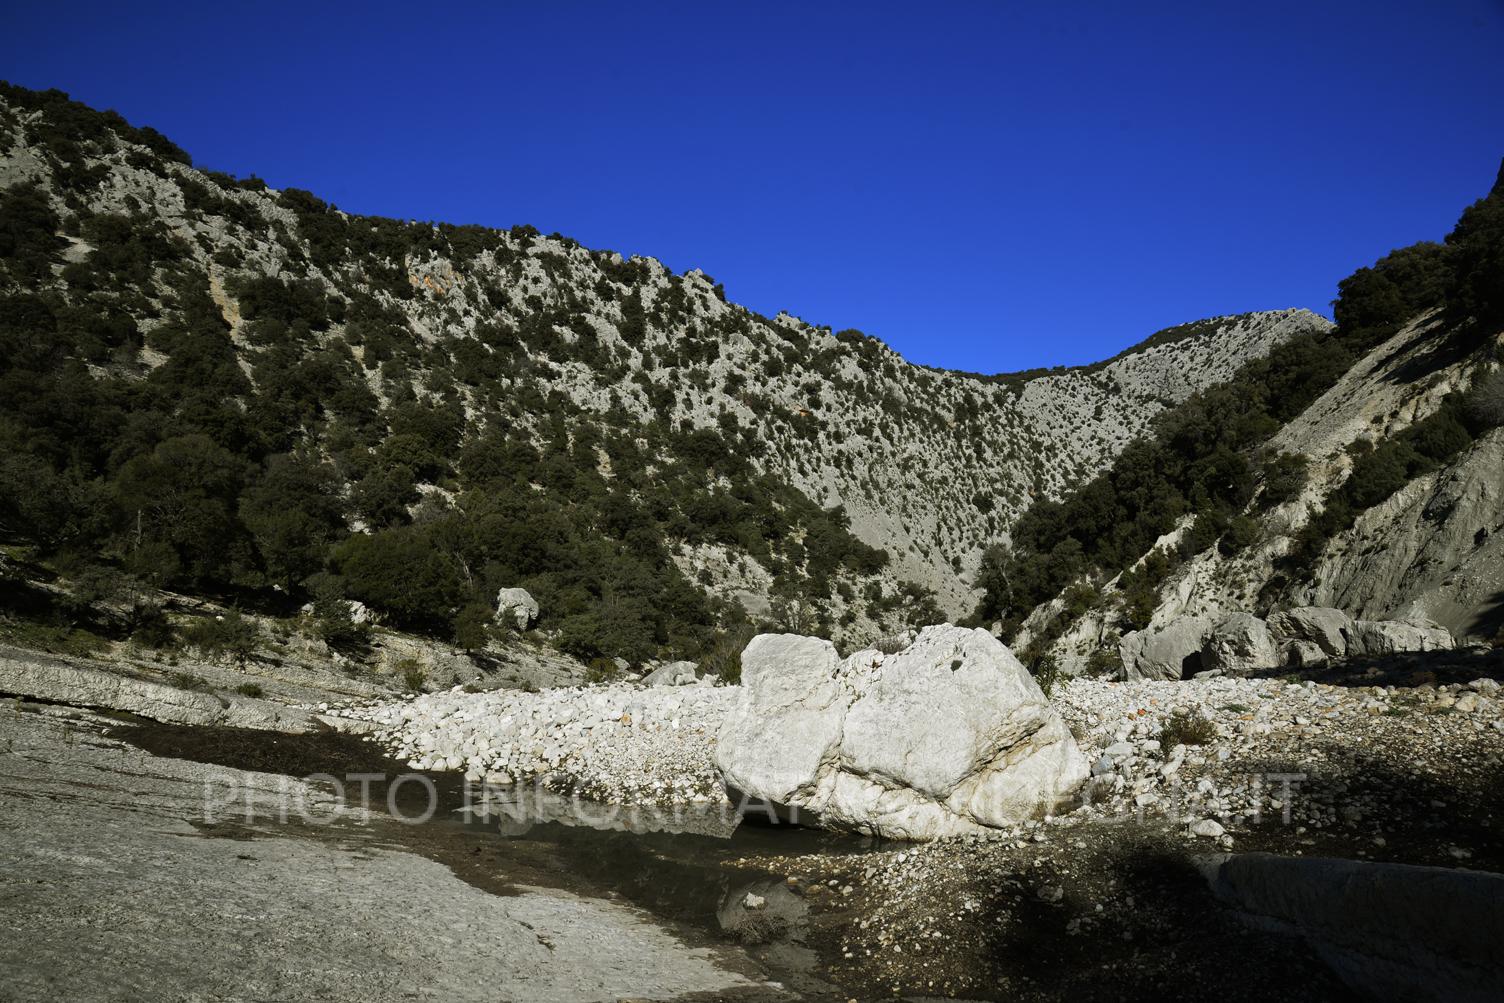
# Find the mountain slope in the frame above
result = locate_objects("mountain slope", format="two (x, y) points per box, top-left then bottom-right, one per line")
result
(993, 164), (1504, 670)
(0, 83), (1325, 659)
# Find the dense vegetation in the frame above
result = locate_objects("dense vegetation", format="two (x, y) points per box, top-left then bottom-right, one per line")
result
(976, 162), (1504, 643)
(0, 82), (911, 664)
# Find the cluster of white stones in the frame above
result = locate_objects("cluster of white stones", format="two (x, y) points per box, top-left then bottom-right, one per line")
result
(325, 681), (734, 804)
(320, 667), (1504, 840)
(1054, 674), (1504, 847)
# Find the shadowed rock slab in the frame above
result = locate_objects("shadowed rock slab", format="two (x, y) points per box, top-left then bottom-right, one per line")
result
(1118, 616), (1215, 680)
(1200, 852), (1504, 1003)
(1267, 606), (1353, 657)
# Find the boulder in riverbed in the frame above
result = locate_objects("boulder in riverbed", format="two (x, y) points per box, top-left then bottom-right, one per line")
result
(1266, 607), (1352, 658)
(1200, 613), (1279, 675)
(494, 588), (540, 630)
(1118, 616), (1215, 680)
(1344, 617), (1455, 657)
(714, 625), (1089, 840)
(643, 661), (698, 686)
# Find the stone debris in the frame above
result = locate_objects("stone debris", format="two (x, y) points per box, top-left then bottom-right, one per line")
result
(323, 646), (1504, 852)
(326, 679), (731, 804)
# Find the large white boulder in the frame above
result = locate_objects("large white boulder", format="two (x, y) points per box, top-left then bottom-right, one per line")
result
(1118, 616), (1214, 680)
(714, 625), (1089, 840)
(494, 588), (540, 630)
(1266, 607), (1353, 658)
(715, 634), (846, 808)
(1200, 613), (1280, 675)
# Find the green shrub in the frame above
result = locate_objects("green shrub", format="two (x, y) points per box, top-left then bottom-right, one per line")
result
(1086, 647), (1120, 677)
(181, 609), (260, 667)
(452, 601), (494, 653)
(168, 671), (214, 692)
(1258, 452), (1309, 508)
(235, 682), (264, 698)
(0, 619), (108, 658)
(697, 625), (755, 684)
(584, 657), (621, 684)
(1160, 709), (1217, 753)
(1030, 653), (1060, 697)
(1218, 515), (1261, 556)
(396, 657), (427, 692)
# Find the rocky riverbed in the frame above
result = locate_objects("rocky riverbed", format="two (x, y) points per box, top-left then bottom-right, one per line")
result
(4, 635), (1503, 1001)
(323, 647), (1504, 852)
(323, 679), (732, 804)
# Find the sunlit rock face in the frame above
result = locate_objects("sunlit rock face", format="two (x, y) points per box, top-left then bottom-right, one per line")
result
(715, 624), (1089, 840)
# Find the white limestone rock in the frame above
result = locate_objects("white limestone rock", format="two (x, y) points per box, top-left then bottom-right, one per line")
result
(644, 661), (699, 687)
(494, 588), (540, 630)
(714, 634), (846, 809)
(1345, 617), (1455, 657)
(1266, 607), (1353, 658)
(1200, 613), (1280, 675)
(1118, 616), (1215, 681)
(713, 625), (1089, 840)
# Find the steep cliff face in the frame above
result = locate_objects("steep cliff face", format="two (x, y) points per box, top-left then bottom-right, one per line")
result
(1310, 426), (1504, 637)
(0, 85), (1325, 640)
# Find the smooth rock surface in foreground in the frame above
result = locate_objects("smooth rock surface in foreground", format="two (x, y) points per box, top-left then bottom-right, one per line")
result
(0, 704), (760, 1002)
(715, 624), (1090, 839)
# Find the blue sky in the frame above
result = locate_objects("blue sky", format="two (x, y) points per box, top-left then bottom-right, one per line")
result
(5, 1), (1503, 372)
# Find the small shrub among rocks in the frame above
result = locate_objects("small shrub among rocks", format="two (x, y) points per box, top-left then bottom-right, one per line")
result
(1159, 708), (1217, 753)
(396, 657), (427, 693)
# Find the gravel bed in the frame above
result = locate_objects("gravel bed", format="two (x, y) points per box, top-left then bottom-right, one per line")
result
(324, 681), (734, 804)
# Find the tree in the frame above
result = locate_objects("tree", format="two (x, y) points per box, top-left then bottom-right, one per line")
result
(335, 527), (466, 627)
(239, 453), (346, 588)
(110, 434), (251, 586)
(1464, 370), (1504, 429)
(1445, 159), (1504, 332)
(183, 609), (261, 668)
(1258, 452), (1309, 508)
(452, 601), (494, 653)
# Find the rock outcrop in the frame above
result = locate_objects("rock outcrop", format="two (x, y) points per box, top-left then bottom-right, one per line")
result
(1345, 617), (1456, 657)
(494, 588), (540, 630)
(0, 647), (316, 732)
(714, 625), (1089, 840)
(1199, 613), (1279, 675)
(643, 660), (699, 686)
(1118, 616), (1214, 680)
(1313, 427), (1504, 638)
(1266, 607), (1351, 658)
(1023, 312), (1504, 672)
(1119, 607), (1458, 679)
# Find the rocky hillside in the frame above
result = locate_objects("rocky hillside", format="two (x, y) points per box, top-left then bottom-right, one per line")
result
(994, 163), (1504, 673)
(0, 83), (1324, 662)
